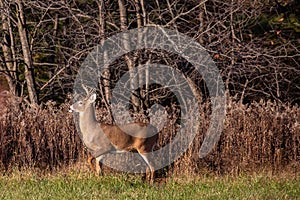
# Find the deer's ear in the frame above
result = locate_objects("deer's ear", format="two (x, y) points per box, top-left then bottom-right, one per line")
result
(89, 93), (96, 103)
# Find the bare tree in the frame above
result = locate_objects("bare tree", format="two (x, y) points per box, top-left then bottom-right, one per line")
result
(0, 0), (18, 95)
(16, 0), (38, 104)
(97, 0), (111, 104)
(118, 0), (141, 111)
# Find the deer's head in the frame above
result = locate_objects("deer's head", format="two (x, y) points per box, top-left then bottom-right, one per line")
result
(69, 93), (96, 113)
(69, 84), (97, 113)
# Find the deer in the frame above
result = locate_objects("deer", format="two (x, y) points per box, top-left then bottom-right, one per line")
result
(69, 88), (158, 181)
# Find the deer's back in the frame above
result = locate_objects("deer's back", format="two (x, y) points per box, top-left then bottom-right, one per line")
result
(100, 122), (157, 151)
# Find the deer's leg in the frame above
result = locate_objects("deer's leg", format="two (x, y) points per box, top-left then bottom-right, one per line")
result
(95, 155), (105, 176)
(139, 153), (155, 183)
(87, 152), (95, 171)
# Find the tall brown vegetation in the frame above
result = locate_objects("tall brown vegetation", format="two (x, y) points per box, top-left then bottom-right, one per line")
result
(0, 96), (84, 171)
(0, 95), (298, 176)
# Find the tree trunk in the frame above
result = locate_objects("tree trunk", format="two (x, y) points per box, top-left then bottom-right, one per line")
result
(134, 0), (152, 118)
(16, 0), (38, 104)
(0, 0), (18, 95)
(118, 0), (140, 112)
(97, 0), (111, 103)
(140, 0), (147, 25)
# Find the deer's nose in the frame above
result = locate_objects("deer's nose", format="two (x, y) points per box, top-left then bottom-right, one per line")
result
(69, 105), (74, 113)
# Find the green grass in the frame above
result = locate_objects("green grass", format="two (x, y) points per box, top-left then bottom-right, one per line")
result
(0, 171), (299, 200)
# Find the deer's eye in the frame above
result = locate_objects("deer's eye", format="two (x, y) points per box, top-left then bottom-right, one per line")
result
(78, 101), (83, 106)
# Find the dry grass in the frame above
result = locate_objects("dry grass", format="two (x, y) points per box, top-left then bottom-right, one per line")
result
(0, 96), (86, 172)
(0, 95), (299, 177)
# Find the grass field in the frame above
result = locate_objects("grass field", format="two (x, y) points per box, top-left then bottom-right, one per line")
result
(0, 170), (299, 200)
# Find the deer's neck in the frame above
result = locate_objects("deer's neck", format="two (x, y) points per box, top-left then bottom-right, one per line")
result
(79, 104), (98, 133)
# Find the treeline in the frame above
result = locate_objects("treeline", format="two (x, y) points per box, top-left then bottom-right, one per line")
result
(0, 0), (299, 105)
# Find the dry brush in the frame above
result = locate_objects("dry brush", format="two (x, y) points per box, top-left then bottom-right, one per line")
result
(0, 95), (299, 176)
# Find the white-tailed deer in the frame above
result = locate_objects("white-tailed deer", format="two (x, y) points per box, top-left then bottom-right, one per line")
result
(69, 89), (158, 181)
